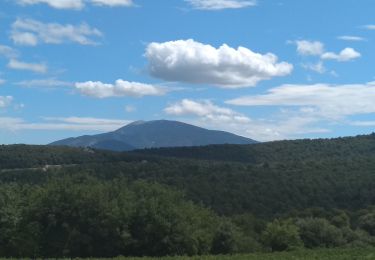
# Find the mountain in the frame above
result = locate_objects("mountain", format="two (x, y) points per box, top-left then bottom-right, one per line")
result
(50, 120), (257, 151)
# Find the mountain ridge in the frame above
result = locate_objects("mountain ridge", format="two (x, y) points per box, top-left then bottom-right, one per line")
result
(50, 120), (257, 151)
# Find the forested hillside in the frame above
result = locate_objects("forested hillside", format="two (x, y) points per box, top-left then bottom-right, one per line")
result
(135, 133), (375, 164)
(1, 134), (375, 257)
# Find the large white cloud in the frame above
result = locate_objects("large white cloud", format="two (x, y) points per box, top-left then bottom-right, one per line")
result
(16, 0), (133, 9)
(11, 18), (102, 46)
(321, 48), (361, 62)
(146, 39), (293, 88)
(186, 0), (256, 10)
(165, 99), (251, 124)
(227, 82), (375, 119)
(0, 96), (13, 108)
(8, 59), (47, 73)
(75, 79), (167, 98)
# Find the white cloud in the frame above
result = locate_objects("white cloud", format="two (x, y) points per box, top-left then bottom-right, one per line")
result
(295, 40), (324, 56)
(11, 18), (102, 46)
(16, 0), (84, 9)
(0, 79), (5, 85)
(0, 116), (130, 131)
(75, 79), (167, 98)
(0, 45), (19, 58)
(294, 40), (361, 62)
(165, 99), (251, 124)
(363, 25), (375, 30)
(125, 105), (136, 112)
(146, 39), (293, 88)
(0, 96), (13, 108)
(90, 0), (133, 7)
(321, 48), (361, 62)
(8, 59), (47, 73)
(186, 0), (256, 10)
(350, 121), (375, 127)
(227, 82), (375, 119)
(164, 99), (330, 141)
(43, 116), (130, 126)
(15, 78), (73, 88)
(302, 61), (326, 74)
(16, 0), (133, 9)
(338, 36), (366, 42)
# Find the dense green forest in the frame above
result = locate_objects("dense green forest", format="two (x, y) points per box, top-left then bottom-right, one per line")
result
(1, 134), (375, 257)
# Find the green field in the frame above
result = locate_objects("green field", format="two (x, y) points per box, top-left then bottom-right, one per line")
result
(112, 249), (375, 260)
(5, 249), (375, 260)
(100, 249), (375, 260)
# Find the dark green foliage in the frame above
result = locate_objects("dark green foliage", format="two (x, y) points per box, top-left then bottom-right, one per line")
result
(358, 211), (375, 236)
(296, 218), (345, 248)
(0, 176), (221, 258)
(136, 133), (375, 164)
(0, 144), (145, 170)
(261, 219), (303, 252)
(1, 134), (375, 257)
(211, 220), (240, 254)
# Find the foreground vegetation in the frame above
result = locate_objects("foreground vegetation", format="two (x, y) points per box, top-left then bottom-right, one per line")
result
(2, 134), (375, 257)
(1, 248), (375, 259)
(106, 248), (375, 259)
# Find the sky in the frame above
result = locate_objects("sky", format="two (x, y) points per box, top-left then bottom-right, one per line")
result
(0, 0), (374, 144)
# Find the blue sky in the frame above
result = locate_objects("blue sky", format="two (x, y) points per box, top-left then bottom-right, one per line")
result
(0, 0), (374, 144)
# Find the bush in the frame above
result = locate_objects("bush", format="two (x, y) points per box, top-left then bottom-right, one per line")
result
(261, 219), (303, 252)
(296, 218), (345, 248)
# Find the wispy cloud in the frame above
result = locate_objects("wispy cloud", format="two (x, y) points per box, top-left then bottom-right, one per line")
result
(8, 59), (47, 73)
(0, 116), (130, 131)
(75, 79), (168, 98)
(227, 82), (375, 119)
(295, 40), (324, 56)
(0, 96), (13, 108)
(15, 78), (73, 88)
(186, 0), (256, 10)
(363, 24), (375, 30)
(165, 99), (251, 124)
(337, 35), (366, 42)
(11, 18), (102, 46)
(164, 99), (329, 141)
(301, 61), (326, 74)
(16, 0), (133, 9)
(90, 0), (134, 7)
(0, 45), (19, 58)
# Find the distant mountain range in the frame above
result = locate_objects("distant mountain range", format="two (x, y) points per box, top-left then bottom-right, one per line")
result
(50, 120), (257, 151)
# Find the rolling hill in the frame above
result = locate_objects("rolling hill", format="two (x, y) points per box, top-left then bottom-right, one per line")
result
(50, 120), (257, 151)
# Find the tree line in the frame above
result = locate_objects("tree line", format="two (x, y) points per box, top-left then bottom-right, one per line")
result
(1, 134), (375, 257)
(1, 174), (375, 258)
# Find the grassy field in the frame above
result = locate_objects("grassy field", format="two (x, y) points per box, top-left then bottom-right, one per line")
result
(5, 249), (375, 260)
(105, 249), (375, 260)
(114, 249), (375, 260)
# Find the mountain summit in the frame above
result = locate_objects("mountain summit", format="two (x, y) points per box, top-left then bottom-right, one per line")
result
(50, 120), (257, 151)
